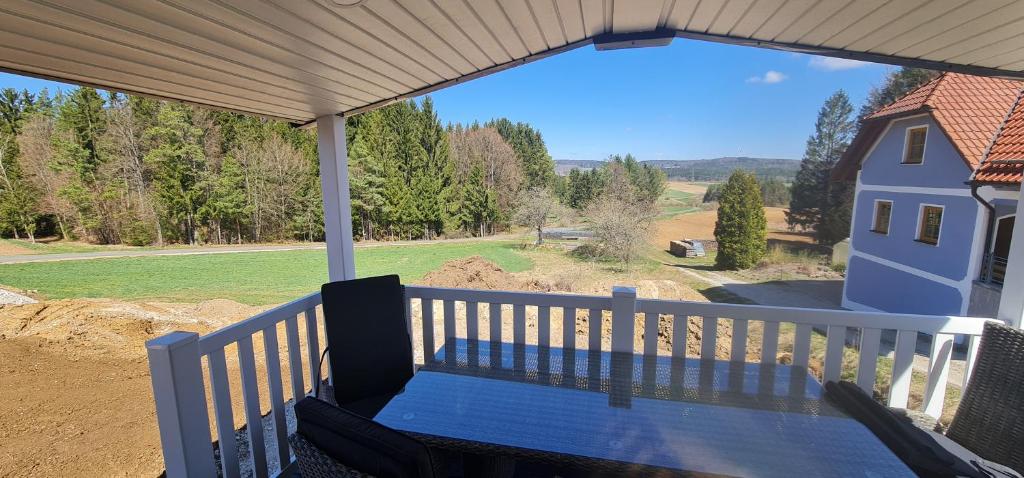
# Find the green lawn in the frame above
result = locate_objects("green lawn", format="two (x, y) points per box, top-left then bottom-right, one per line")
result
(655, 188), (702, 219)
(0, 240), (532, 305)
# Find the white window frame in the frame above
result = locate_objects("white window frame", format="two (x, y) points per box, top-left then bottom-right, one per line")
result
(915, 203), (944, 246)
(871, 199), (893, 235)
(901, 125), (928, 165)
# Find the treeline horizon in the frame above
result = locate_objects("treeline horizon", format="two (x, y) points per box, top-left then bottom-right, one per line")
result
(0, 86), (665, 246)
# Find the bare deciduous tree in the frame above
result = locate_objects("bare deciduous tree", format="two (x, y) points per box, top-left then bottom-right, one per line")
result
(586, 181), (656, 266)
(513, 187), (561, 245)
(450, 127), (522, 215)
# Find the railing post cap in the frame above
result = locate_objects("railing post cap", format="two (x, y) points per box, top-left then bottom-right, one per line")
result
(612, 286), (637, 298)
(146, 331), (200, 351)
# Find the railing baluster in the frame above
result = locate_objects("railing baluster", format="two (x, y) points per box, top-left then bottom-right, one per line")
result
(284, 315), (305, 401)
(672, 314), (686, 358)
(888, 330), (916, 408)
(924, 333), (954, 418)
(538, 306), (550, 347)
(237, 335), (268, 478)
(562, 307), (576, 349)
(443, 300), (456, 340)
(761, 321), (779, 364)
(489, 303), (502, 342)
(588, 308), (602, 351)
(513, 304), (526, 345)
(466, 301), (479, 342)
(793, 323), (812, 368)
(823, 325), (846, 383)
(644, 313), (659, 356)
(856, 327), (882, 393)
(422, 299), (435, 359)
(701, 317), (717, 360)
(303, 308), (320, 392)
(262, 327), (290, 470)
(207, 349), (240, 478)
(731, 319), (748, 362)
(962, 334), (979, 390)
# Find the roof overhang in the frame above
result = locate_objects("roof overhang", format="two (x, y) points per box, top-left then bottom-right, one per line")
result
(4, 1), (1024, 125)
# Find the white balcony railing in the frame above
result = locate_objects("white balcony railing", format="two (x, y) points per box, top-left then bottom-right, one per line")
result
(147, 286), (999, 478)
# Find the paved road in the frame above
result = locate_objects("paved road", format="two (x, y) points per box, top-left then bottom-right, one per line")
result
(0, 234), (520, 265)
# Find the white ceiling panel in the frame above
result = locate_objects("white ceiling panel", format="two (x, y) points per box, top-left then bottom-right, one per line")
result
(2, 0), (1021, 124)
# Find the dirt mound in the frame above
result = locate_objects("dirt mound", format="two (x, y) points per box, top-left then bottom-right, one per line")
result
(0, 298), (264, 359)
(420, 256), (548, 291)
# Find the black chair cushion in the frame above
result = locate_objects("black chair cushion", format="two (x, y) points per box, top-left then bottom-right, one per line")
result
(340, 393), (395, 419)
(825, 380), (1020, 478)
(294, 397), (439, 478)
(321, 275), (414, 407)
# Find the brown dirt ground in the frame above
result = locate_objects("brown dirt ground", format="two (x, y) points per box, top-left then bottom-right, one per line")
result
(665, 181), (711, 195)
(653, 206), (814, 249)
(0, 241), (34, 256)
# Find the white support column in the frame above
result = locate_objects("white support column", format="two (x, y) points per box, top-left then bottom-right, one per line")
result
(317, 114), (356, 282)
(147, 332), (217, 478)
(611, 286), (637, 353)
(998, 186), (1024, 328)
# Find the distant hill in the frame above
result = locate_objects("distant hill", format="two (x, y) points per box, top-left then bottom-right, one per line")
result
(554, 157), (800, 181)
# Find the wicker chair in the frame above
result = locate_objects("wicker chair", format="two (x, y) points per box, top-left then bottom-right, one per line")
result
(288, 433), (373, 478)
(944, 321), (1024, 474)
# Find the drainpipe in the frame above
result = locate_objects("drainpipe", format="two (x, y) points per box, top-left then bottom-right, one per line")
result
(970, 182), (996, 280)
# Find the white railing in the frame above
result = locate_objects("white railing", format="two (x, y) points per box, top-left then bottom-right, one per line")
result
(148, 285), (998, 478)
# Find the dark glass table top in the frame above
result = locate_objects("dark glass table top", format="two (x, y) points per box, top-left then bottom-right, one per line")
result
(374, 339), (913, 477)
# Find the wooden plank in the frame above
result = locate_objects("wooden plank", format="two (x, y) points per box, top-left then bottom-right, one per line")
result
(421, 299), (435, 359)
(236, 336), (268, 478)
(538, 306), (551, 347)
(793, 323), (812, 368)
(489, 303), (502, 343)
(261, 327), (289, 468)
(302, 308), (320, 391)
(731, 319), (748, 362)
(562, 307), (576, 349)
(823, 325), (846, 383)
(443, 299), (456, 339)
(761, 321), (779, 364)
(207, 349), (240, 478)
(856, 328), (882, 393)
(924, 333), (954, 418)
(513, 304), (526, 345)
(701, 317), (717, 360)
(962, 334), (979, 391)
(283, 315), (304, 401)
(588, 308), (602, 351)
(200, 292), (321, 354)
(888, 330), (917, 408)
(644, 313), (659, 356)
(466, 301), (479, 341)
(671, 314), (687, 358)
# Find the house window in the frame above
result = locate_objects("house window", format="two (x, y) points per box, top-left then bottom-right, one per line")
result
(917, 205), (943, 245)
(872, 200), (892, 234)
(903, 126), (927, 164)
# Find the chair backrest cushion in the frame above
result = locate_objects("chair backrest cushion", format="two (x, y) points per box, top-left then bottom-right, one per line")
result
(321, 275), (413, 405)
(294, 397), (437, 478)
(947, 321), (1024, 474)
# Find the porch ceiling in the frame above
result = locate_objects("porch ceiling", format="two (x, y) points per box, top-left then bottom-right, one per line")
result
(5, 0), (1024, 124)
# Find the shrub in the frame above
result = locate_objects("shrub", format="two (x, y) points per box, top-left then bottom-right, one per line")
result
(830, 262), (847, 274)
(714, 170), (767, 269)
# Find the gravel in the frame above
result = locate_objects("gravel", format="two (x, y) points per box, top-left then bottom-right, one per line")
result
(0, 288), (37, 305)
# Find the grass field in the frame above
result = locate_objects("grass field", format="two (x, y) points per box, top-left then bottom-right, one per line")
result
(0, 240), (531, 305)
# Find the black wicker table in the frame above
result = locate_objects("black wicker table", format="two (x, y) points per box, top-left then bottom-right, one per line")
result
(374, 339), (914, 477)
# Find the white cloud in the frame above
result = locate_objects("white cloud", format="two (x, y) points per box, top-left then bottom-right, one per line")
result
(746, 70), (787, 84)
(809, 56), (871, 71)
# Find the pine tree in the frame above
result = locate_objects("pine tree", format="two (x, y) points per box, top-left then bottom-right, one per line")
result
(786, 90), (855, 244)
(715, 170), (767, 270)
(859, 68), (939, 120)
(144, 103), (208, 244)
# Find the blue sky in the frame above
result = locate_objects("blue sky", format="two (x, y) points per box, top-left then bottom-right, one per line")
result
(1, 39), (892, 161)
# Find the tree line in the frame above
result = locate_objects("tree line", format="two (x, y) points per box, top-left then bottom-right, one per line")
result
(0, 87), (567, 245)
(702, 176), (790, 207)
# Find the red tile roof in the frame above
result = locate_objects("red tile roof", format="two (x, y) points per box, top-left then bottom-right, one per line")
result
(869, 73), (1022, 168)
(835, 73), (1024, 185)
(975, 90), (1024, 184)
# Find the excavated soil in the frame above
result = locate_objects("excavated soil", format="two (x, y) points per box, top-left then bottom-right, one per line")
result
(0, 241), (34, 256)
(0, 298), (275, 477)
